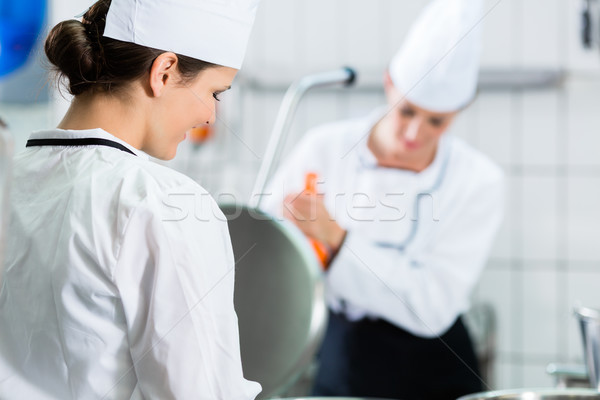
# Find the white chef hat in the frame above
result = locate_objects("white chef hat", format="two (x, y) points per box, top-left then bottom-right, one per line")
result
(389, 0), (484, 113)
(103, 0), (260, 69)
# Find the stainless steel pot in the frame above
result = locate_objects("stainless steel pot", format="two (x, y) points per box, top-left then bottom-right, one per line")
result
(575, 307), (600, 390)
(458, 388), (600, 400)
(223, 203), (326, 399)
(223, 68), (356, 398)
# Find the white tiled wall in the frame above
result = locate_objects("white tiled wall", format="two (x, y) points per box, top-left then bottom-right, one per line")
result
(2, 0), (600, 393)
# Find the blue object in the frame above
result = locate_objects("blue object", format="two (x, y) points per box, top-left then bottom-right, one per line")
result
(0, 0), (47, 78)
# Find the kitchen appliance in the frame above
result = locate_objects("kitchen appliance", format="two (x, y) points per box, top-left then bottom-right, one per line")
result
(575, 307), (600, 390)
(458, 388), (600, 400)
(222, 67), (356, 399)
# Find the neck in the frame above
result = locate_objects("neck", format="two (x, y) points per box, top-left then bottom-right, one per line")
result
(57, 89), (147, 149)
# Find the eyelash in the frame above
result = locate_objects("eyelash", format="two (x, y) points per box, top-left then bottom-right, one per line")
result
(213, 93), (221, 102)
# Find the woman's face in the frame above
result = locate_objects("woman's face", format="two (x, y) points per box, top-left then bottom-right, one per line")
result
(371, 73), (458, 171)
(145, 65), (238, 160)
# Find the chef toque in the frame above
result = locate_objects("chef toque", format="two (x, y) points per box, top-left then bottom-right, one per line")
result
(103, 0), (260, 69)
(389, 0), (484, 113)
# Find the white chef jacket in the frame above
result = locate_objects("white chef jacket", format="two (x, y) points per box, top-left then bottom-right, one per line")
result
(263, 108), (504, 338)
(0, 129), (261, 400)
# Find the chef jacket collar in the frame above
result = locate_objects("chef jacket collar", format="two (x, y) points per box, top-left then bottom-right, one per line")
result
(356, 106), (450, 189)
(28, 128), (150, 160)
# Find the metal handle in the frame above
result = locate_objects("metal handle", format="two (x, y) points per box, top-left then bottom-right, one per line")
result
(582, 0), (593, 48)
(250, 67), (356, 209)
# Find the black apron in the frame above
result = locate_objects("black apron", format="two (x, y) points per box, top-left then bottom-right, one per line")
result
(312, 310), (483, 400)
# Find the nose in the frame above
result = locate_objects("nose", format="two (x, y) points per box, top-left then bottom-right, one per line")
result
(404, 118), (423, 142)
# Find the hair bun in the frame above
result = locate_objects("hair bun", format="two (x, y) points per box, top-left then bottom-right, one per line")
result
(44, 19), (100, 95)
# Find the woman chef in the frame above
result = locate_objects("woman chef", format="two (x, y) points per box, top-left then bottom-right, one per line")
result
(0, 0), (261, 399)
(263, 0), (503, 399)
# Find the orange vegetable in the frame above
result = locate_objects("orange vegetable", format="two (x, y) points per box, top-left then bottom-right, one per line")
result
(305, 172), (330, 268)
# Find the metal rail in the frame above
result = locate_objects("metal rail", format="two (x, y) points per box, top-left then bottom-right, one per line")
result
(250, 67), (356, 209)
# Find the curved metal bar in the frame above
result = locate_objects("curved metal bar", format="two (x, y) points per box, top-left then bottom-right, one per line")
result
(250, 67), (356, 209)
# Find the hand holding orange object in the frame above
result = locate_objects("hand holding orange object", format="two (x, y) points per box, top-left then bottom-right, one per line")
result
(304, 173), (330, 268)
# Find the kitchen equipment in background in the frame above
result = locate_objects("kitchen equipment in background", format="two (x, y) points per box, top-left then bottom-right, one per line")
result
(275, 397), (393, 400)
(0, 0), (49, 103)
(222, 204), (325, 399)
(0, 0), (46, 78)
(583, 0), (593, 48)
(458, 388), (600, 400)
(0, 118), (13, 282)
(575, 307), (600, 390)
(222, 67), (356, 399)
(546, 363), (590, 389)
(545, 307), (600, 390)
(581, 0), (600, 52)
(249, 67), (356, 209)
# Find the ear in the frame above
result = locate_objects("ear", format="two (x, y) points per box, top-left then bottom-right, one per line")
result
(149, 52), (179, 97)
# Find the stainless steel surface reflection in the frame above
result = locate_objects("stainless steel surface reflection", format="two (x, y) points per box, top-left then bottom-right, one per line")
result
(458, 388), (600, 400)
(273, 397), (392, 400)
(576, 307), (600, 390)
(276, 397), (394, 400)
(221, 204), (327, 399)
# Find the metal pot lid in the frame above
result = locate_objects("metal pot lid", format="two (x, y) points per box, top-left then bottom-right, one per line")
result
(220, 204), (327, 399)
(458, 388), (600, 400)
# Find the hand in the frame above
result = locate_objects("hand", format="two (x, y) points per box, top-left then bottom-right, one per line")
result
(283, 191), (346, 252)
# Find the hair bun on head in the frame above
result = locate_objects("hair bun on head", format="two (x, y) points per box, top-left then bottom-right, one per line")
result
(44, 0), (110, 95)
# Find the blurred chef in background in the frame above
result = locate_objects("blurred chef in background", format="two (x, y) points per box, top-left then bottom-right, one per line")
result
(0, 0), (261, 399)
(263, 0), (504, 399)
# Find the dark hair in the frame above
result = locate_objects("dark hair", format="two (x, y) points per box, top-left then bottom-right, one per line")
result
(44, 0), (216, 96)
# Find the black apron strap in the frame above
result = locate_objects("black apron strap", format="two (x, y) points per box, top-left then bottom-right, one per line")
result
(26, 138), (137, 156)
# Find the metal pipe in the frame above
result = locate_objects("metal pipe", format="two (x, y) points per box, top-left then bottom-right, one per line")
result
(250, 67), (356, 209)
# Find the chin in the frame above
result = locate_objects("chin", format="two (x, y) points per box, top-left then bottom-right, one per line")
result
(151, 147), (178, 161)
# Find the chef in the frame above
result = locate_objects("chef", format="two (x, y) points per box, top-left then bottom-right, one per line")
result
(0, 0), (261, 399)
(263, 0), (504, 399)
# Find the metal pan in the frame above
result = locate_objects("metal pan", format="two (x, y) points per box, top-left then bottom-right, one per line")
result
(222, 68), (356, 398)
(575, 306), (600, 390)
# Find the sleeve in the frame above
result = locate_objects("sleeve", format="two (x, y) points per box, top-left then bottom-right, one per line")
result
(113, 185), (261, 400)
(326, 172), (505, 337)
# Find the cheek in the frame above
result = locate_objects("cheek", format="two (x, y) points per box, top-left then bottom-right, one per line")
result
(426, 125), (447, 141)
